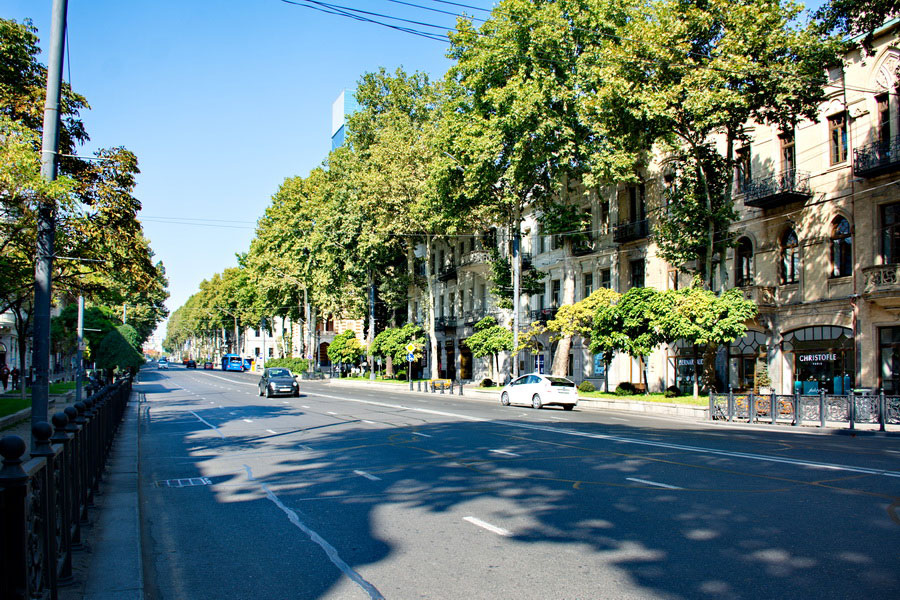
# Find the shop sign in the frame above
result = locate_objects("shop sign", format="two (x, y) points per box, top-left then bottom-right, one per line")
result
(798, 353), (837, 363)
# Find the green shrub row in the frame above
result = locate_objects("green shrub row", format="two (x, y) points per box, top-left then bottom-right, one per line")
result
(263, 358), (309, 373)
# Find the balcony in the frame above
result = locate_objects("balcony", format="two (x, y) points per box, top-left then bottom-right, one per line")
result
(459, 250), (490, 268)
(862, 264), (900, 309)
(435, 316), (458, 331)
(613, 219), (649, 244)
(438, 264), (457, 282)
(572, 241), (594, 256)
(463, 309), (497, 326)
(854, 136), (900, 178)
(742, 169), (811, 210)
(520, 252), (533, 271)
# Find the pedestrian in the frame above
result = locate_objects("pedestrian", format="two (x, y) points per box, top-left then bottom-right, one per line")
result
(0, 364), (8, 392)
(10, 366), (19, 390)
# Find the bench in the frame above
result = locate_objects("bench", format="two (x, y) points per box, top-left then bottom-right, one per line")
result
(430, 379), (452, 391)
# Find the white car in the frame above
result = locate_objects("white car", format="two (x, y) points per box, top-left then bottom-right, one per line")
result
(500, 373), (578, 410)
(158, 358), (169, 370)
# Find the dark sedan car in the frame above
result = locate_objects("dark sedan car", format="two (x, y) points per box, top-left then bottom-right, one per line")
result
(258, 367), (299, 398)
(203, 362), (214, 370)
(186, 360), (197, 369)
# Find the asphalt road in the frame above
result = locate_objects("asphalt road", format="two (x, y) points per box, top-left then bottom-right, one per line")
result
(136, 366), (900, 600)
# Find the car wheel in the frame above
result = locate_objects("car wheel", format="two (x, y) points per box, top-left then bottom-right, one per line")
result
(264, 386), (271, 398)
(500, 392), (510, 406)
(563, 404), (574, 411)
(258, 386), (263, 397)
(532, 394), (542, 409)
(293, 389), (300, 397)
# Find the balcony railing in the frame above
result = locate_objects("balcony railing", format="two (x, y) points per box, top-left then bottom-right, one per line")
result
(463, 309), (497, 326)
(438, 265), (457, 282)
(459, 250), (490, 267)
(435, 316), (458, 330)
(742, 169), (811, 209)
(519, 252), (533, 271)
(854, 135), (900, 178)
(613, 219), (649, 244)
(529, 308), (558, 322)
(572, 241), (594, 256)
(862, 264), (900, 296)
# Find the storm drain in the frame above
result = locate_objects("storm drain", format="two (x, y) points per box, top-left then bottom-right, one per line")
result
(155, 477), (212, 488)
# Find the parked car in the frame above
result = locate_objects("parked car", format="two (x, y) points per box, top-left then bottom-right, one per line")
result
(258, 367), (299, 398)
(186, 360), (197, 369)
(203, 362), (214, 370)
(499, 373), (578, 410)
(158, 357), (169, 370)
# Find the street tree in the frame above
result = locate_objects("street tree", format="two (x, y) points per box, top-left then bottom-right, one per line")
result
(578, 0), (840, 287)
(466, 316), (514, 382)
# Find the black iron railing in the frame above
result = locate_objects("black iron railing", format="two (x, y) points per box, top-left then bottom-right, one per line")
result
(709, 390), (899, 430)
(742, 169), (811, 209)
(854, 135), (900, 177)
(613, 219), (649, 244)
(0, 377), (132, 600)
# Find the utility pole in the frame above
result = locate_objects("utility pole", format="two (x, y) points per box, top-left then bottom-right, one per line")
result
(33, 0), (67, 435)
(368, 269), (375, 381)
(512, 230), (520, 379)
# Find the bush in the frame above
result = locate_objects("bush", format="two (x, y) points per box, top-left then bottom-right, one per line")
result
(615, 382), (637, 396)
(664, 385), (681, 398)
(264, 357), (309, 373)
(577, 381), (596, 393)
(395, 369), (407, 380)
(480, 378), (494, 388)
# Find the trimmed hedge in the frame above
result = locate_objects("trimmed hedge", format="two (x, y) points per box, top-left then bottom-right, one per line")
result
(577, 381), (596, 393)
(263, 357), (309, 373)
(615, 382), (637, 396)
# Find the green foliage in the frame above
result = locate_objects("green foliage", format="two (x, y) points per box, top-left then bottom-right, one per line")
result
(327, 330), (366, 365)
(487, 247), (544, 309)
(578, 381), (596, 393)
(95, 324), (144, 373)
(264, 357), (309, 373)
(51, 304), (117, 360)
(615, 382), (637, 396)
(665, 386), (682, 398)
(480, 378), (494, 388)
(591, 287), (667, 363)
(546, 288), (619, 342)
(371, 323), (425, 365)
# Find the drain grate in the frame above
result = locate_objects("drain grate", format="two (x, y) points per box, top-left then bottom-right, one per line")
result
(155, 477), (212, 488)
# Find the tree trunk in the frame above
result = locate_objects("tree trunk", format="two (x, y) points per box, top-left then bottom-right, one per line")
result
(551, 236), (576, 377)
(703, 343), (718, 393)
(385, 355), (394, 379)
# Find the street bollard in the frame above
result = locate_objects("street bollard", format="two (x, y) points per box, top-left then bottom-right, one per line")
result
(440, 384), (444, 395)
(459, 383), (464, 396)
(417, 380), (421, 392)
(449, 382), (454, 395)
(819, 390), (826, 428)
(879, 391), (886, 432)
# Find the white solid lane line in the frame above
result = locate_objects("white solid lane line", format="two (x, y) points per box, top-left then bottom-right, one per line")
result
(411, 432), (431, 438)
(189, 411), (224, 438)
(353, 470), (381, 481)
(626, 477), (683, 490)
(464, 516), (511, 537)
(266, 429), (277, 434)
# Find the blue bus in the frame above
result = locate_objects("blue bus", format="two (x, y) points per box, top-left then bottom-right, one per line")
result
(222, 354), (244, 372)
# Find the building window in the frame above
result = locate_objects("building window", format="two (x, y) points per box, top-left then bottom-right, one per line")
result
(268, 347), (274, 358)
(667, 268), (679, 290)
(254, 347), (260, 357)
(551, 279), (561, 307)
(448, 292), (455, 318)
(254, 328), (260, 338)
(735, 237), (754, 287)
(735, 146), (751, 191)
(538, 225), (546, 254)
(599, 201), (610, 234)
(630, 259), (645, 289)
(780, 130), (796, 174)
(831, 217), (852, 278)
(781, 228), (800, 285)
(883, 202), (900, 264)
(877, 93), (891, 148)
(600, 268), (611, 289)
(829, 112), (847, 164)
(628, 184), (646, 222)
(583, 273), (593, 299)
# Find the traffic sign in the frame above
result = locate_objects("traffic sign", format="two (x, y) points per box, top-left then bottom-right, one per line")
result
(405, 343), (416, 353)
(406, 352), (415, 362)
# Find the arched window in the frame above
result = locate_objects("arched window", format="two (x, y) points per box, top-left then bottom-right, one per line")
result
(831, 217), (852, 278)
(735, 237), (753, 287)
(781, 229), (800, 285)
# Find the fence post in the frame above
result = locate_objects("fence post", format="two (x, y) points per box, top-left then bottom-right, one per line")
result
(708, 391), (714, 421)
(29, 421), (57, 599)
(849, 391), (856, 431)
(727, 392), (734, 421)
(728, 389), (734, 421)
(793, 392), (800, 426)
(0, 435), (29, 600)
(459, 382), (464, 396)
(819, 391), (826, 428)
(770, 392), (777, 425)
(749, 393), (757, 423)
(879, 391), (886, 432)
(50, 412), (73, 583)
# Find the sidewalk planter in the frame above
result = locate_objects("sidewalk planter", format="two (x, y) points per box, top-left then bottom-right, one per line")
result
(0, 378), (132, 600)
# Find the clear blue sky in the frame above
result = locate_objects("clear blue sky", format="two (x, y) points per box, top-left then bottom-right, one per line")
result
(4, 0), (492, 346)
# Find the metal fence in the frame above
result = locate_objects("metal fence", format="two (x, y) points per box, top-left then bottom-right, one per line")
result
(0, 377), (132, 600)
(710, 390), (900, 431)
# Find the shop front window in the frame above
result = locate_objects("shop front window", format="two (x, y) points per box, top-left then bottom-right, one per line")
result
(783, 326), (854, 394)
(879, 327), (900, 394)
(728, 330), (767, 392)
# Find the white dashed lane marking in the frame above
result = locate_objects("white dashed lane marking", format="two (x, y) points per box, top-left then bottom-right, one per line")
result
(464, 516), (511, 537)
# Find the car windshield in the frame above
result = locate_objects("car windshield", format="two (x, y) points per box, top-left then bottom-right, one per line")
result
(547, 377), (575, 387)
(267, 368), (290, 378)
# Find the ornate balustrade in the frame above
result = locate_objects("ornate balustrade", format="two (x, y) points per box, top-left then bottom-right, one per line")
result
(854, 135), (900, 177)
(0, 377), (132, 600)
